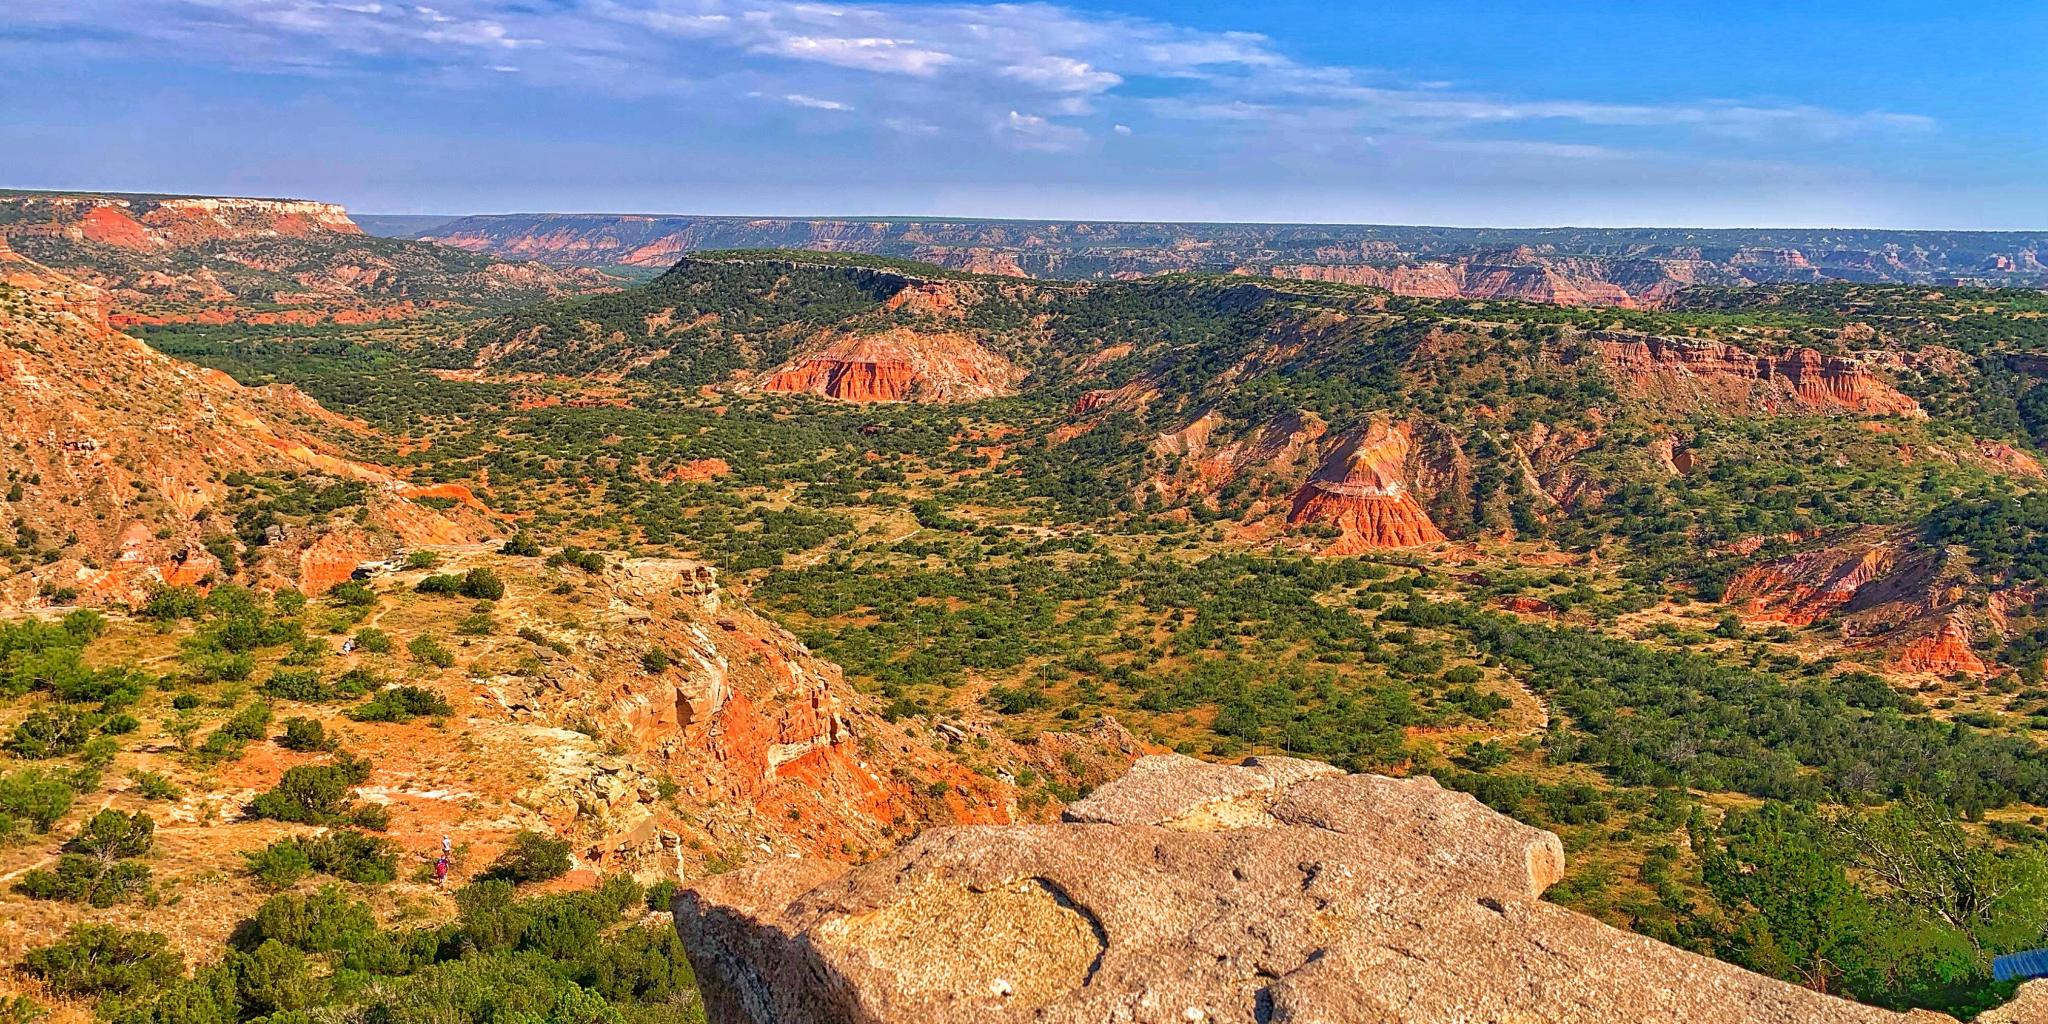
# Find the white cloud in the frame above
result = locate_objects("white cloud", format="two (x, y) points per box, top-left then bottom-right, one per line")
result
(999, 110), (1087, 152)
(750, 34), (954, 75)
(1000, 56), (1120, 94)
(779, 92), (854, 110)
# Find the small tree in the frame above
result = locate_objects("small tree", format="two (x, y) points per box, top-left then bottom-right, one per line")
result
(482, 830), (572, 884)
(19, 924), (183, 999)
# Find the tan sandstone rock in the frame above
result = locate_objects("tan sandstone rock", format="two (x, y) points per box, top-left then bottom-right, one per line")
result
(675, 754), (1970, 1024)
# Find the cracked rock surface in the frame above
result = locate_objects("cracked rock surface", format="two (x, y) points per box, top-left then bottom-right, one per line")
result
(674, 754), (1972, 1024)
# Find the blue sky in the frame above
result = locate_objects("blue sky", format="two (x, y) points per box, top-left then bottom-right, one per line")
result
(3, 1), (2043, 227)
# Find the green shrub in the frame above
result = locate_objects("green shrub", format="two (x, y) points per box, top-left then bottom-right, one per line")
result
(138, 585), (204, 623)
(327, 580), (377, 608)
(457, 569), (505, 601)
(7, 705), (101, 758)
(198, 702), (273, 760)
(185, 652), (255, 685)
(277, 717), (336, 753)
(14, 810), (157, 903)
(415, 574), (462, 595)
(129, 770), (183, 801)
(353, 628), (393, 655)
(349, 686), (453, 724)
(639, 649), (671, 674)
(242, 885), (381, 955)
(19, 924), (182, 1000)
(546, 547), (606, 574)
(456, 613), (497, 637)
(248, 755), (375, 826)
(0, 767), (75, 836)
(244, 840), (312, 891)
(642, 879), (679, 913)
(331, 667), (379, 696)
(230, 941), (325, 1016)
(13, 854), (151, 907)
(408, 636), (455, 669)
(500, 534), (542, 557)
(482, 830), (572, 884)
(259, 670), (332, 703)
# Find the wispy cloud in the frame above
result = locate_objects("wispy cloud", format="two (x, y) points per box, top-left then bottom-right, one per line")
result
(5, 0), (1935, 164)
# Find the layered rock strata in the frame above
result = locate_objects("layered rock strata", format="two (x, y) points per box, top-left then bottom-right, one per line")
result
(1287, 421), (1446, 551)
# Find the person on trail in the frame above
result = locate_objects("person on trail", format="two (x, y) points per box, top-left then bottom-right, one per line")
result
(442, 834), (453, 857)
(434, 855), (449, 886)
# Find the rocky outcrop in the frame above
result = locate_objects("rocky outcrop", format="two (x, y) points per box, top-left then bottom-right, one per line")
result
(674, 754), (1958, 1024)
(1288, 421), (1446, 551)
(761, 328), (1021, 403)
(1145, 409), (1327, 508)
(1589, 332), (1925, 418)
(480, 556), (1139, 868)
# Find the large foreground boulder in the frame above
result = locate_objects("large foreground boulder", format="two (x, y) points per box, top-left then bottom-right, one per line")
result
(674, 754), (1978, 1023)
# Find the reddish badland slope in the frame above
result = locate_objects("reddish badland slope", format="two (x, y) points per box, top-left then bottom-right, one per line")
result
(0, 241), (486, 608)
(1723, 527), (2006, 677)
(1288, 420), (1448, 552)
(1587, 331), (1926, 418)
(761, 327), (1021, 403)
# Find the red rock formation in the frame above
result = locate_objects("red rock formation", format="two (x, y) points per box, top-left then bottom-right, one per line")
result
(490, 558), (1139, 866)
(1723, 534), (1900, 626)
(1289, 421), (1446, 552)
(1893, 618), (1991, 677)
(665, 459), (732, 483)
(1591, 332), (1925, 418)
(762, 328), (1020, 404)
(1145, 409), (1327, 508)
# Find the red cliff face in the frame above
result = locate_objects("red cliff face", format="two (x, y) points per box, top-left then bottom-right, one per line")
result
(762, 327), (1020, 404)
(1590, 332), (1925, 418)
(1892, 617), (1990, 677)
(1289, 421), (1447, 552)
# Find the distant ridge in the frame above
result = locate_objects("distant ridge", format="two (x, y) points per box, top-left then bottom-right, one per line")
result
(388, 211), (2048, 305)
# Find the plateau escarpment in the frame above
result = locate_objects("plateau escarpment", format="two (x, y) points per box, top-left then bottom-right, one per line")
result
(675, 754), (1983, 1024)
(0, 189), (611, 323)
(394, 212), (2048, 301)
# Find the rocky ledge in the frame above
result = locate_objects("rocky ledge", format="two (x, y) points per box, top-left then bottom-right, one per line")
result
(671, 753), (2024, 1023)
